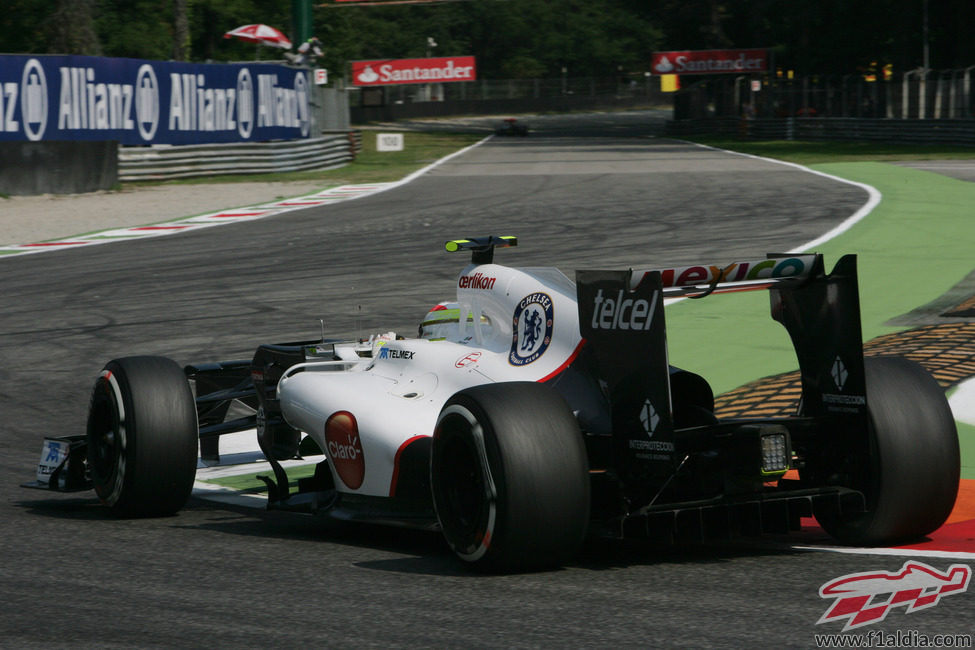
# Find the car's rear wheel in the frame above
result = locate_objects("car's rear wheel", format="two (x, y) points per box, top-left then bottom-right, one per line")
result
(87, 356), (198, 517)
(817, 356), (960, 545)
(431, 382), (590, 572)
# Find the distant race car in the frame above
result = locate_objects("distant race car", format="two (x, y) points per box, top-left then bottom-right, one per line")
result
(495, 118), (528, 136)
(26, 236), (960, 572)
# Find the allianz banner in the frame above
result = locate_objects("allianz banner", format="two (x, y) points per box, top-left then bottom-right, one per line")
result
(0, 55), (311, 145)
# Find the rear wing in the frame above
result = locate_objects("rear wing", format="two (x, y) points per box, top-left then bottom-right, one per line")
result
(633, 254), (821, 299)
(577, 253), (868, 492)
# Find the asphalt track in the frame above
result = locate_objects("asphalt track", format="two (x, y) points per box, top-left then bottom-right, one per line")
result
(3, 113), (973, 647)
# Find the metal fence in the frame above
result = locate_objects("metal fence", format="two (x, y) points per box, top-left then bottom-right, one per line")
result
(370, 76), (665, 103)
(311, 85), (352, 131)
(349, 76), (673, 122)
(674, 67), (975, 121)
(118, 132), (358, 182)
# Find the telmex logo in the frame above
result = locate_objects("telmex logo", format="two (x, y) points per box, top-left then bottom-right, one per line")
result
(591, 288), (659, 330)
(377, 347), (415, 360)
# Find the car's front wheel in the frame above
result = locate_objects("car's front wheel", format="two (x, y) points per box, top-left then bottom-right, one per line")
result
(87, 356), (198, 517)
(431, 382), (590, 572)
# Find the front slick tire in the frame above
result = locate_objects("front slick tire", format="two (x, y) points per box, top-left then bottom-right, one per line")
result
(431, 382), (590, 573)
(87, 356), (198, 517)
(818, 356), (960, 545)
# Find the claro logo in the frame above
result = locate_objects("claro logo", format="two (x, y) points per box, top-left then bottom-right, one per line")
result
(591, 288), (659, 330)
(324, 411), (365, 489)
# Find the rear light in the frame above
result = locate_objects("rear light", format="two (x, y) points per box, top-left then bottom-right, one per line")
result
(760, 432), (791, 476)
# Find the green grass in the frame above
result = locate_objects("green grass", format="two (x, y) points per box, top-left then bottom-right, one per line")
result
(666, 160), (975, 393)
(958, 421), (975, 480)
(123, 131), (484, 189)
(685, 138), (975, 165)
(202, 463), (319, 493)
(666, 143), (975, 479)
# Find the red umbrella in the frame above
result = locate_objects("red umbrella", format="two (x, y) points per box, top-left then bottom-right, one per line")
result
(223, 24), (292, 50)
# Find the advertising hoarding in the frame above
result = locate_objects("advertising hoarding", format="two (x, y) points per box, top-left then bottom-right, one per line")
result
(0, 54), (311, 145)
(351, 56), (476, 87)
(651, 49), (768, 75)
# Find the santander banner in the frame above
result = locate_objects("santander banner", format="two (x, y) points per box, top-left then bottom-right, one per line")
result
(651, 49), (768, 75)
(351, 56), (476, 87)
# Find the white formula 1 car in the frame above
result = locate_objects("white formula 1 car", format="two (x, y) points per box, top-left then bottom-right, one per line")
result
(27, 236), (960, 572)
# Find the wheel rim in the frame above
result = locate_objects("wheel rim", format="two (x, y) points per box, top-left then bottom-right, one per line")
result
(432, 405), (497, 561)
(87, 373), (127, 505)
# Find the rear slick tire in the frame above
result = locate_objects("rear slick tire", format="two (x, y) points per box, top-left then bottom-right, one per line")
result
(817, 356), (960, 545)
(87, 356), (198, 517)
(431, 382), (590, 573)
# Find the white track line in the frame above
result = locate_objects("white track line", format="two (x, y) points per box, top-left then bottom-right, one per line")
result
(0, 135), (493, 259)
(790, 544), (975, 560)
(682, 141), (882, 252)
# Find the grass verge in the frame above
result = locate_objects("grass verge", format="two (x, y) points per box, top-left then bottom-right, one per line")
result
(684, 138), (975, 165)
(666, 160), (975, 391)
(958, 422), (975, 480)
(202, 463), (319, 493)
(671, 141), (975, 479)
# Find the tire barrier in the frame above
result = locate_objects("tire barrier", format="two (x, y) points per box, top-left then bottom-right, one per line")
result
(715, 322), (975, 419)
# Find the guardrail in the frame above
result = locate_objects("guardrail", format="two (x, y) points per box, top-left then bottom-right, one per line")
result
(118, 131), (359, 182)
(666, 117), (975, 146)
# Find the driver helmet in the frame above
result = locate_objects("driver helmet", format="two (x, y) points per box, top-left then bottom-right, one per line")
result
(418, 302), (492, 340)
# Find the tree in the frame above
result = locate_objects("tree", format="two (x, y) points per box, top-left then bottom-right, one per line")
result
(173, 0), (190, 61)
(0, 0), (971, 76)
(96, 0), (174, 60)
(48, 0), (103, 55)
(313, 0), (661, 81)
(0, 0), (50, 54)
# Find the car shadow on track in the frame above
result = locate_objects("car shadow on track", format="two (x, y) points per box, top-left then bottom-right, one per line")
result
(573, 536), (806, 571)
(17, 496), (121, 521)
(353, 537), (807, 577)
(18, 494), (809, 576)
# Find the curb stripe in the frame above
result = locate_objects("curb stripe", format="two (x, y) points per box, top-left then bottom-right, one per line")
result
(0, 137), (491, 260)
